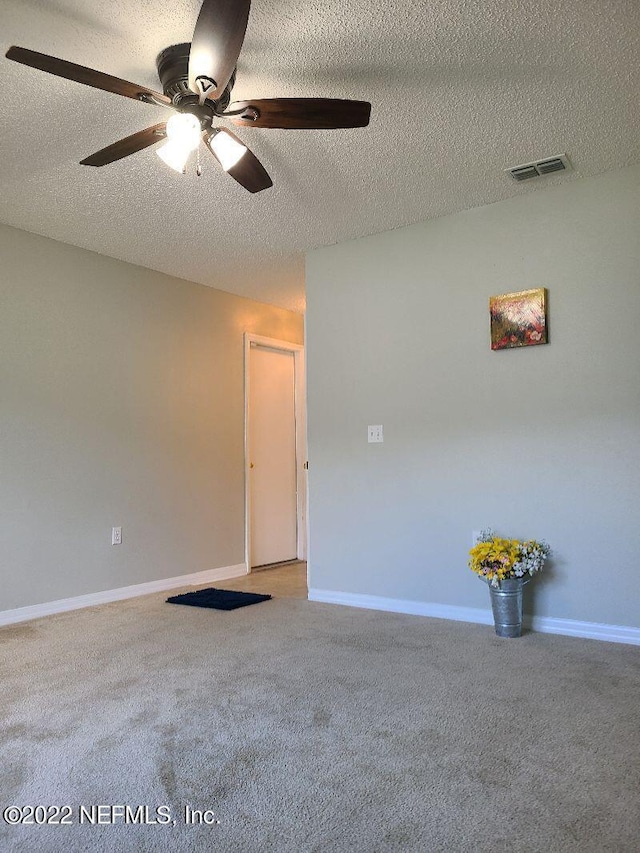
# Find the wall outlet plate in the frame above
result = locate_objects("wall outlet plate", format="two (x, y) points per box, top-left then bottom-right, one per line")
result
(111, 526), (122, 545)
(368, 425), (384, 443)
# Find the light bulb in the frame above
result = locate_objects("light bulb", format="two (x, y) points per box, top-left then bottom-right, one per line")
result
(207, 129), (247, 171)
(165, 113), (202, 152)
(156, 140), (191, 173)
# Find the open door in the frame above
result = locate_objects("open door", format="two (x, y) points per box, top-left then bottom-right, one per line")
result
(244, 334), (306, 570)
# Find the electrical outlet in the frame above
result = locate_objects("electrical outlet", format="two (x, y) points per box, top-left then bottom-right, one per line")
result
(111, 526), (122, 546)
(368, 425), (384, 443)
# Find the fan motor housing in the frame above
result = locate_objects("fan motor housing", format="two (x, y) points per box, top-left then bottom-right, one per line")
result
(156, 43), (234, 112)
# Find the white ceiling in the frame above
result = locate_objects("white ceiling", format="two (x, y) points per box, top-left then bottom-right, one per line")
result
(1, 0), (638, 313)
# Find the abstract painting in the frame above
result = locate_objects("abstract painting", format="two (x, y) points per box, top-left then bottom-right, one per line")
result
(489, 288), (548, 350)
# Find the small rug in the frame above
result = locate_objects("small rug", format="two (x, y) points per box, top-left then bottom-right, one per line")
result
(166, 587), (272, 611)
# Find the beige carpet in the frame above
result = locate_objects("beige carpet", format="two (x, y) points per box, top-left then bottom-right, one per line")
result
(1, 579), (639, 852)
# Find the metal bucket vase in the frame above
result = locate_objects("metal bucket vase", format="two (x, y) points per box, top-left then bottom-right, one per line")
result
(486, 577), (531, 638)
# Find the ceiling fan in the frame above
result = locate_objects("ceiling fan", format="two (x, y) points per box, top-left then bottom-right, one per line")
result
(5, 0), (371, 193)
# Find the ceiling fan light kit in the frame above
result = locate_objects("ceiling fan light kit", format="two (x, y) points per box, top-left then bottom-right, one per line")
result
(5, 0), (371, 194)
(156, 138), (191, 174)
(206, 129), (247, 171)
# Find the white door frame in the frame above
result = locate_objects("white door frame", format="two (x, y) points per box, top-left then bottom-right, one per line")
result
(244, 333), (306, 571)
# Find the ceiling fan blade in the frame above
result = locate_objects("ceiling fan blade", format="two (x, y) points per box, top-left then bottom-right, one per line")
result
(5, 46), (171, 106)
(80, 124), (167, 167)
(204, 129), (272, 193)
(188, 0), (251, 102)
(228, 98), (372, 129)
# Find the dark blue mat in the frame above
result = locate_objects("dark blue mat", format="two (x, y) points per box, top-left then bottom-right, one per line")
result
(166, 587), (271, 611)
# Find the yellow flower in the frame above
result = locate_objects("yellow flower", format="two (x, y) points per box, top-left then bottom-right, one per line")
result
(468, 536), (520, 578)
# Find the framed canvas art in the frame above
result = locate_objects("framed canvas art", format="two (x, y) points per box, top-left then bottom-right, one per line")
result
(489, 288), (548, 350)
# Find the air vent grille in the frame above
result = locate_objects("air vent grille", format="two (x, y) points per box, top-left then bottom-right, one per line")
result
(511, 165), (539, 182)
(506, 154), (571, 182)
(536, 157), (565, 175)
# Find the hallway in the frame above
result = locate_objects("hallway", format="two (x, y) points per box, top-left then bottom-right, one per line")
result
(217, 561), (307, 600)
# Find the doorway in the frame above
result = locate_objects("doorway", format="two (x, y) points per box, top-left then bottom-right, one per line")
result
(244, 334), (306, 571)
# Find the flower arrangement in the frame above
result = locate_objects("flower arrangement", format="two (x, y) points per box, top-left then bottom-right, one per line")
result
(469, 529), (551, 587)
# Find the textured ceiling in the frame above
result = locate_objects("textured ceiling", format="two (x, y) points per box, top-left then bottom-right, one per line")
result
(0, 0), (638, 312)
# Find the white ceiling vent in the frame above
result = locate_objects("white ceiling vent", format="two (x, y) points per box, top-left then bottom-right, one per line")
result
(506, 154), (572, 182)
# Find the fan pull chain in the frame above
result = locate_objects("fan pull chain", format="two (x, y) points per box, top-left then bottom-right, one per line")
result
(196, 145), (202, 177)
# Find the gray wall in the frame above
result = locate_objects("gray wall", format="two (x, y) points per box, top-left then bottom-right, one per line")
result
(0, 225), (303, 610)
(306, 164), (640, 628)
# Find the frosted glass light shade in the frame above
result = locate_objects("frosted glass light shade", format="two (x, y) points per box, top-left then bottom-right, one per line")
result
(165, 113), (202, 152)
(156, 140), (190, 173)
(207, 129), (247, 171)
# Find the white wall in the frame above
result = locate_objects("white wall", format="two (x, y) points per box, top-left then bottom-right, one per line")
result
(306, 164), (640, 629)
(0, 225), (303, 611)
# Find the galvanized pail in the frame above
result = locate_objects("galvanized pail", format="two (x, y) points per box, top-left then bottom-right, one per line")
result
(487, 577), (530, 638)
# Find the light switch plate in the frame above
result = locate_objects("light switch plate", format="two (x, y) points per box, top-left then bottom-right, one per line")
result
(368, 425), (384, 443)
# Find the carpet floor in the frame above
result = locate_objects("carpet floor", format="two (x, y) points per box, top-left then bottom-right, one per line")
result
(1, 585), (639, 852)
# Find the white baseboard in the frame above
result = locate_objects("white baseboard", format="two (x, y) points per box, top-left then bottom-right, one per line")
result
(526, 614), (640, 645)
(0, 563), (248, 627)
(308, 588), (494, 626)
(308, 588), (640, 646)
